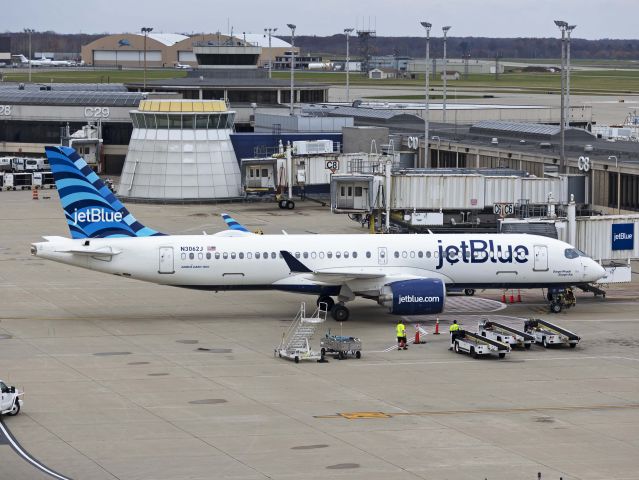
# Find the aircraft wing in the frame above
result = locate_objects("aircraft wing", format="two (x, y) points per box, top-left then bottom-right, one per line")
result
(280, 250), (414, 284)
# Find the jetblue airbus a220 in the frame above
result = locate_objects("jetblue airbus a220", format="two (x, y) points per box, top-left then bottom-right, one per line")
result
(31, 146), (606, 320)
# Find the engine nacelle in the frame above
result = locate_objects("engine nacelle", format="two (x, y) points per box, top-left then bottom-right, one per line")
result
(378, 279), (446, 315)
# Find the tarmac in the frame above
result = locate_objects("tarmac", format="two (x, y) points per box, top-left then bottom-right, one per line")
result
(1, 190), (639, 480)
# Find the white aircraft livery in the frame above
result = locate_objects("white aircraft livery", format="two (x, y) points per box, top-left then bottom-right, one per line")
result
(31, 146), (606, 320)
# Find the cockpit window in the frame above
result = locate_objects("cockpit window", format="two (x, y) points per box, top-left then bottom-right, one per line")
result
(564, 248), (579, 259)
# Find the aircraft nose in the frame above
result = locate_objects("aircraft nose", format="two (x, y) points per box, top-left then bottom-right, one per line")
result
(590, 261), (606, 282)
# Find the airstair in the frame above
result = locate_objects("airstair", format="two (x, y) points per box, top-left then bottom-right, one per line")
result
(276, 302), (327, 363)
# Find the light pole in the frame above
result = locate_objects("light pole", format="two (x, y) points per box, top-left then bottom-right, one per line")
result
(442, 26), (451, 123)
(420, 21), (432, 168)
(287, 24), (296, 115)
(609, 156), (620, 214)
(264, 27), (277, 79)
(555, 20), (567, 174)
(24, 28), (34, 82)
(566, 25), (576, 129)
(344, 28), (354, 104)
(141, 26), (153, 90)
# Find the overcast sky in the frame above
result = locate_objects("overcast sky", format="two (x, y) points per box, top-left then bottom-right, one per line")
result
(2, 0), (637, 39)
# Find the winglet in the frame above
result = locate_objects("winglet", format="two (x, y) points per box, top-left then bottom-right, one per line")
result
(280, 250), (312, 273)
(221, 213), (251, 233)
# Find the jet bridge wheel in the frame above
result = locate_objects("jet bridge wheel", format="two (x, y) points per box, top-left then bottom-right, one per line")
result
(331, 304), (350, 322)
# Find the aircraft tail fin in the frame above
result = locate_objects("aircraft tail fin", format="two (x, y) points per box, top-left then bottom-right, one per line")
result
(221, 213), (251, 233)
(45, 146), (164, 239)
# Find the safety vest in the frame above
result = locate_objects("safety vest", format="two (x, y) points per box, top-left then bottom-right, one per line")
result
(396, 323), (406, 337)
(449, 323), (460, 332)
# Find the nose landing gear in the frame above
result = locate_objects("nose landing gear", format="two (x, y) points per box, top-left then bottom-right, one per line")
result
(547, 287), (576, 314)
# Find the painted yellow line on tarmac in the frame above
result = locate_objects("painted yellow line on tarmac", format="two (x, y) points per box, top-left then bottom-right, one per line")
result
(315, 403), (639, 420)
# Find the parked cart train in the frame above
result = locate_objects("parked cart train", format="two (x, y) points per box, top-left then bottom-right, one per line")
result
(320, 333), (362, 360)
(525, 318), (581, 348)
(451, 329), (511, 359)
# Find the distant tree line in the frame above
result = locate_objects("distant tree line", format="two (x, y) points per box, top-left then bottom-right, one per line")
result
(2, 31), (639, 60)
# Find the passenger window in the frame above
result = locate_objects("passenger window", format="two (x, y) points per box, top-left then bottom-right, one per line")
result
(366, 251), (371, 258)
(336, 251), (341, 258)
(394, 251), (399, 258)
(353, 251), (357, 258)
(198, 252), (203, 260)
(206, 252), (211, 260)
(295, 252), (300, 259)
(189, 253), (194, 260)
(247, 252), (252, 259)
(327, 252), (333, 259)
(230, 252), (236, 259)
(255, 252), (261, 259)
(181, 253), (187, 260)
(344, 251), (349, 258)
(311, 252), (317, 259)
(434, 252), (439, 258)
(402, 251), (407, 258)
(223, 252), (228, 259)
(271, 252), (276, 259)
(410, 251), (415, 259)
(426, 251), (431, 258)
(418, 251), (423, 258)
(303, 252), (309, 259)
(319, 252), (325, 259)
(263, 252), (268, 259)
(215, 252), (220, 259)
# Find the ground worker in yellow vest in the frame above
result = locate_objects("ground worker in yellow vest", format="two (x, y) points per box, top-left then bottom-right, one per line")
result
(396, 320), (407, 350)
(449, 320), (461, 350)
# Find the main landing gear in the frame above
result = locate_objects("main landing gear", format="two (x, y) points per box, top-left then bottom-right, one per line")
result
(316, 296), (350, 321)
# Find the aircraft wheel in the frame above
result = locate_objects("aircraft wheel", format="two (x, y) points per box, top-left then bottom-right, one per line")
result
(499, 352), (506, 359)
(355, 351), (361, 359)
(286, 200), (295, 209)
(550, 302), (562, 314)
(317, 295), (335, 311)
(454, 341), (460, 353)
(542, 337), (548, 348)
(331, 305), (350, 322)
(570, 343), (577, 348)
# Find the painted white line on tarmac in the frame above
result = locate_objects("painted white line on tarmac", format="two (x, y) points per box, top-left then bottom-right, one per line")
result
(0, 420), (73, 480)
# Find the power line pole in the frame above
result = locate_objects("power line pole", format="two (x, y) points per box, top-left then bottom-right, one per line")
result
(420, 21), (432, 168)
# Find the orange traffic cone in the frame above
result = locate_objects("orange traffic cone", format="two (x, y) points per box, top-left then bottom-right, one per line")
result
(509, 291), (515, 303)
(32, 187), (38, 200)
(517, 290), (522, 303)
(501, 292), (507, 303)
(414, 324), (421, 344)
(434, 317), (440, 335)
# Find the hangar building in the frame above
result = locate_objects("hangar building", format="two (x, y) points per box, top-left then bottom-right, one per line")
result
(81, 33), (296, 68)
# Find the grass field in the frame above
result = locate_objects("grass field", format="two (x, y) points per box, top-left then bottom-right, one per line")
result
(1, 67), (638, 96)
(273, 70), (639, 95)
(0, 69), (187, 84)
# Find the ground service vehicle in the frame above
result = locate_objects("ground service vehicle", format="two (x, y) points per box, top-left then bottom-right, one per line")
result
(0, 380), (23, 416)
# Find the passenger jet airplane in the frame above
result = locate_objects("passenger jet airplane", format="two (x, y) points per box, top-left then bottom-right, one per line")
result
(12, 54), (74, 67)
(31, 146), (606, 320)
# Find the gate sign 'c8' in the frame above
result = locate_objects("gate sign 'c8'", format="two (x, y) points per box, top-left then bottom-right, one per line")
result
(611, 223), (634, 251)
(325, 160), (339, 172)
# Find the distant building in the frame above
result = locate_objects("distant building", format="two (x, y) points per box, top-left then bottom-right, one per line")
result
(273, 52), (322, 70)
(370, 55), (411, 72)
(368, 68), (398, 80)
(441, 70), (461, 80)
(81, 33), (297, 69)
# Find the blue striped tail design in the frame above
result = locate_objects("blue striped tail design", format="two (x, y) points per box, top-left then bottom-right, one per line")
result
(221, 213), (250, 232)
(45, 146), (164, 239)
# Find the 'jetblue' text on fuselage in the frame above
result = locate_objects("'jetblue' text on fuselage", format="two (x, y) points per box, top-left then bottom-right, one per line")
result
(436, 240), (529, 270)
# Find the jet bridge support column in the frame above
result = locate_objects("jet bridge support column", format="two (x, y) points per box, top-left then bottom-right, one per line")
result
(568, 194), (576, 246)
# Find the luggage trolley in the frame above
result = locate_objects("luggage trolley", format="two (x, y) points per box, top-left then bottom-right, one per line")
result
(320, 332), (362, 360)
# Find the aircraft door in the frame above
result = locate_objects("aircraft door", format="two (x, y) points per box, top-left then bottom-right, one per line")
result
(533, 245), (548, 271)
(378, 247), (388, 265)
(158, 246), (175, 274)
